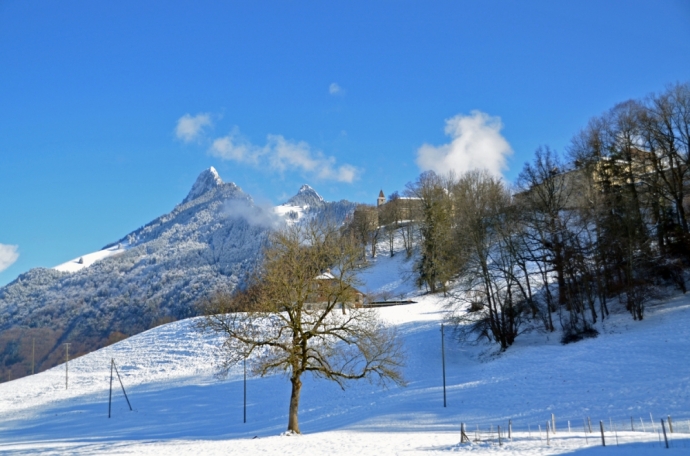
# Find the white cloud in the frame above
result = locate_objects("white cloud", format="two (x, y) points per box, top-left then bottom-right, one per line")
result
(0, 244), (19, 273)
(329, 83), (343, 95)
(175, 113), (213, 142)
(416, 111), (513, 178)
(209, 129), (358, 183)
(224, 199), (282, 229)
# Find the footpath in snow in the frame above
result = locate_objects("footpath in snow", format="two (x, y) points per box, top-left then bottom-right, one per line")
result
(2, 248), (690, 454)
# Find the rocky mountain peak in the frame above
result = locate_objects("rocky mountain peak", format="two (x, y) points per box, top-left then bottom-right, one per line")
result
(285, 184), (325, 208)
(182, 167), (223, 204)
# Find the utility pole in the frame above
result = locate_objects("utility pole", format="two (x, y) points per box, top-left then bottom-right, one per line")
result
(243, 357), (247, 423)
(441, 323), (447, 407)
(64, 343), (71, 389)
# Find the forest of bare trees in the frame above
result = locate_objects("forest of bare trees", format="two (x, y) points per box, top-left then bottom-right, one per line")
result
(352, 82), (690, 350)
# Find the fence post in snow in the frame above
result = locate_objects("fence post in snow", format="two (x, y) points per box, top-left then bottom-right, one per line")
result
(588, 416), (592, 433)
(651, 413), (657, 432)
(640, 417), (646, 432)
(460, 423), (470, 444)
(508, 419), (512, 440)
(599, 420), (606, 447)
(661, 419), (669, 449)
(613, 421), (619, 446)
(552, 413), (556, 433)
(546, 422), (550, 446)
(498, 425), (502, 446)
(568, 420), (571, 433)
(667, 415), (673, 433)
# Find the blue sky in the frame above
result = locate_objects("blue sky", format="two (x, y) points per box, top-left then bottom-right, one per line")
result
(1, 0), (689, 285)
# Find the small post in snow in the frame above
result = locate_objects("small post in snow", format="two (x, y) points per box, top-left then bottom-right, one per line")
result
(546, 422), (550, 446)
(668, 415), (673, 433)
(587, 416), (592, 433)
(460, 423), (470, 444)
(441, 323), (446, 408)
(508, 419), (512, 440)
(613, 420), (619, 446)
(498, 425), (502, 446)
(599, 420), (606, 447)
(551, 413), (556, 434)
(661, 419), (669, 448)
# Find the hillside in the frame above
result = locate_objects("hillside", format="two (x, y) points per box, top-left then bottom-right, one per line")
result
(1, 243), (689, 454)
(0, 168), (357, 381)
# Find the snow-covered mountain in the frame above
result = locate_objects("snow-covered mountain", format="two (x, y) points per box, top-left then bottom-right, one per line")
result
(285, 184), (326, 208)
(0, 168), (357, 380)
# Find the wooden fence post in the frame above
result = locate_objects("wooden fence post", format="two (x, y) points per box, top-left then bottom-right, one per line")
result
(599, 420), (606, 447)
(661, 419), (669, 449)
(460, 423), (470, 443)
(546, 422), (550, 446)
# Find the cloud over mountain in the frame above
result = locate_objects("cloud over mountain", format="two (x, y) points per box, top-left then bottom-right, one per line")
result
(0, 244), (18, 272)
(176, 113), (213, 143)
(210, 129), (358, 183)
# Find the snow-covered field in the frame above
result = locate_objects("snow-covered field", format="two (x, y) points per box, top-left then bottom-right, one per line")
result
(3, 251), (690, 454)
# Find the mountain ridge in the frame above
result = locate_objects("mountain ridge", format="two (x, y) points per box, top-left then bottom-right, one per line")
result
(0, 168), (358, 381)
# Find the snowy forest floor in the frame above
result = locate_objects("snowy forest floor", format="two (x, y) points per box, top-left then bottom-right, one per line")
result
(1, 251), (690, 455)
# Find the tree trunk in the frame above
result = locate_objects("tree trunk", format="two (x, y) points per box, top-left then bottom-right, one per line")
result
(287, 375), (302, 433)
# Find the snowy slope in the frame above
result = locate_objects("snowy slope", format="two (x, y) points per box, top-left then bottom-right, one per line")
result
(1, 242), (690, 454)
(53, 244), (127, 273)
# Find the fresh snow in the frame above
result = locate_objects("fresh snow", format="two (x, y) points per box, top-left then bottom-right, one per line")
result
(4, 236), (690, 454)
(53, 244), (126, 272)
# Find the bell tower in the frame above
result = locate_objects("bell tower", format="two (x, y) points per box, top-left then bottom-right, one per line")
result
(377, 190), (385, 207)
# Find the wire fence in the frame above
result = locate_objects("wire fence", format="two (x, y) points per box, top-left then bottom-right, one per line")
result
(458, 412), (690, 451)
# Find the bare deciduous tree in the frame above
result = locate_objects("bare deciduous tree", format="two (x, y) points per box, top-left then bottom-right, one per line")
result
(198, 222), (405, 434)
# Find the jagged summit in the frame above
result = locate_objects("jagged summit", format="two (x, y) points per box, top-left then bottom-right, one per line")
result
(285, 184), (325, 208)
(183, 167), (223, 204)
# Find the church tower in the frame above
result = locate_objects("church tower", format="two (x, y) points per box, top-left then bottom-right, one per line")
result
(377, 190), (385, 207)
